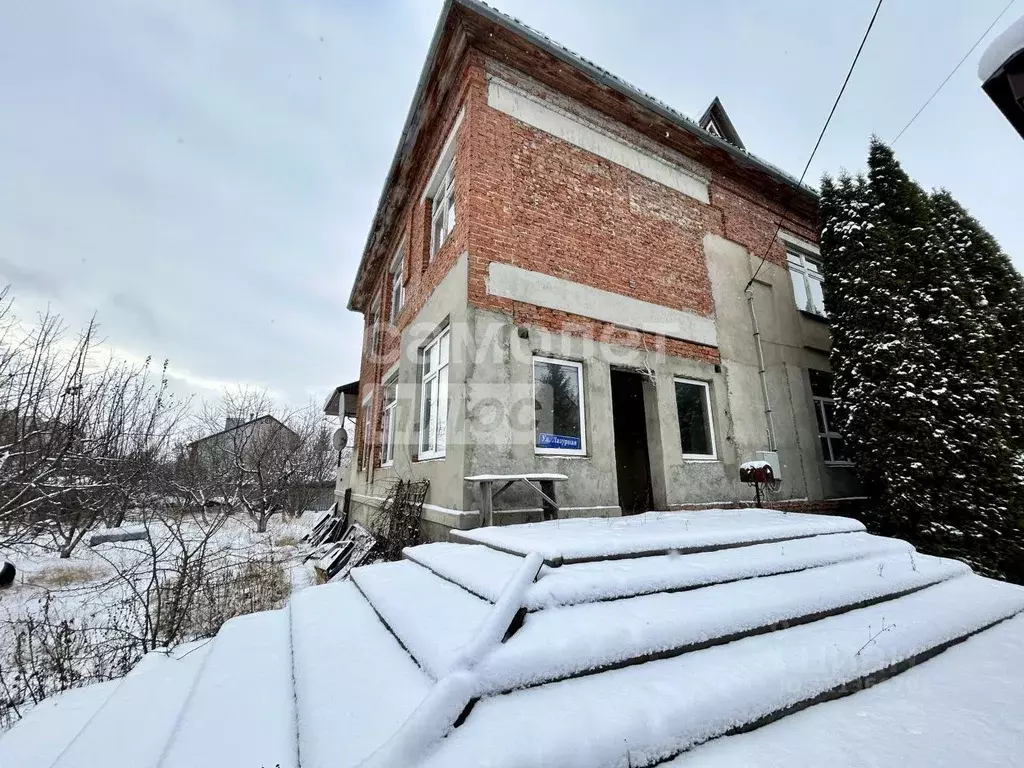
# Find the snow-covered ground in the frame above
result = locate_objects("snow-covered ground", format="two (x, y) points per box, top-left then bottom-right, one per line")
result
(0, 512), (319, 731)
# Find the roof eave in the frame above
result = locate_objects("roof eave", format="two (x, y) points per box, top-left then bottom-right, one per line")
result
(346, 0), (458, 313)
(461, 0), (813, 195)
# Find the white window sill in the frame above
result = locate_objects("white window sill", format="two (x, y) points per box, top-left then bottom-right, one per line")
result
(682, 457), (720, 463)
(535, 450), (588, 458)
(380, 461), (394, 469)
(416, 454), (446, 463)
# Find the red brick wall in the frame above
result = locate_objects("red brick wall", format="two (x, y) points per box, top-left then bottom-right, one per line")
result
(464, 58), (817, 366)
(352, 52), (819, 467)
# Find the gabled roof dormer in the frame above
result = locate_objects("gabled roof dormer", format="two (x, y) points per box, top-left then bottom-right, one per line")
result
(699, 96), (746, 150)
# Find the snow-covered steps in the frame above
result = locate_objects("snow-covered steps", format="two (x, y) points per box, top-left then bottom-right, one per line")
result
(402, 542), (536, 602)
(6, 510), (1024, 768)
(290, 581), (431, 768)
(158, 609), (297, 768)
(525, 531), (912, 609)
(452, 509), (865, 565)
(476, 552), (969, 694)
(679, 612), (1024, 767)
(350, 560), (492, 678)
(0, 680), (120, 768)
(422, 574), (1024, 768)
(49, 638), (214, 768)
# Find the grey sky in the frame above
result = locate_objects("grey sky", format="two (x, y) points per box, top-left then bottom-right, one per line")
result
(1, 0), (1021, 407)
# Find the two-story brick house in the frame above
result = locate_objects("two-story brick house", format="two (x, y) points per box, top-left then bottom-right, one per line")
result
(342, 0), (859, 540)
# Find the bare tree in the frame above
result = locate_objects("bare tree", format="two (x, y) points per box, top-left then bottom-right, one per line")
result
(178, 390), (334, 532)
(0, 292), (186, 554)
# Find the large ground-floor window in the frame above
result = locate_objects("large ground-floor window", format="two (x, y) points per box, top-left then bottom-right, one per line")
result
(419, 327), (449, 460)
(533, 357), (586, 455)
(674, 378), (717, 460)
(380, 375), (397, 467)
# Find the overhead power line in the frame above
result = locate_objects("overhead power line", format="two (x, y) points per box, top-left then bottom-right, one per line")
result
(746, 0), (885, 291)
(892, 0), (1017, 145)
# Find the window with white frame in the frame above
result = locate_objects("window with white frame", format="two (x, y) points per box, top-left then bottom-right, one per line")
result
(810, 370), (849, 464)
(788, 249), (827, 317)
(430, 159), (456, 258)
(380, 375), (398, 467)
(360, 399), (373, 472)
(674, 378), (717, 459)
(533, 357), (586, 455)
(368, 299), (380, 357)
(418, 327), (449, 459)
(388, 249), (404, 324)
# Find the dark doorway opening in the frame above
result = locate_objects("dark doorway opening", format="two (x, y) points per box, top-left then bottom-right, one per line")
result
(611, 369), (653, 515)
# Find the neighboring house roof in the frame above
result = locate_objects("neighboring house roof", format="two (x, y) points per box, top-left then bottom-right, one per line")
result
(185, 414), (296, 449)
(698, 96), (745, 150)
(4, 509), (1024, 767)
(348, 0), (818, 312)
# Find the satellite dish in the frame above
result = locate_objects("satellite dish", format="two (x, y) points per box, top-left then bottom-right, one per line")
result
(332, 428), (348, 451)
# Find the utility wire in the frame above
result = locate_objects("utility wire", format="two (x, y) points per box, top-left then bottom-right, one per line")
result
(892, 0), (1016, 145)
(745, 0), (884, 291)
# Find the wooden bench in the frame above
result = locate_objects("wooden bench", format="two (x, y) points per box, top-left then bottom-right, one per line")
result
(465, 473), (569, 527)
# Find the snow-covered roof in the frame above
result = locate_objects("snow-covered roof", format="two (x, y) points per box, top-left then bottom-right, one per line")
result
(3, 508), (1024, 768)
(979, 14), (1024, 82)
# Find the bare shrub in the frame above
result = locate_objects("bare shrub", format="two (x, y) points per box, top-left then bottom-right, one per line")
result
(0, 515), (294, 733)
(178, 556), (290, 639)
(274, 534), (299, 548)
(0, 595), (136, 731)
(367, 479), (430, 563)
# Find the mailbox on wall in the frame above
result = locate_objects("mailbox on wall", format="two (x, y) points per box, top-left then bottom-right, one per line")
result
(740, 461), (775, 485)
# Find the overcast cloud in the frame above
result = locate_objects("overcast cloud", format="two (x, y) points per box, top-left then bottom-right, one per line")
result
(1, 0), (1021, 408)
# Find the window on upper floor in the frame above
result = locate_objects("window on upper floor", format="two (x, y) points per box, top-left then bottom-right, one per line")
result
(423, 108), (464, 263)
(533, 357), (586, 456)
(788, 249), (827, 317)
(368, 298), (380, 356)
(809, 370), (850, 465)
(675, 378), (717, 460)
(418, 326), (449, 460)
(389, 248), (405, 324)
(429, 159), (456, 259)
(380, 375), (398, 468)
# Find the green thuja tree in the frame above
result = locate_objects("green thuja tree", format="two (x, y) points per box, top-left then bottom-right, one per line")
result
(821, 139), (1024, 580)
(924, 191), (1024, 575)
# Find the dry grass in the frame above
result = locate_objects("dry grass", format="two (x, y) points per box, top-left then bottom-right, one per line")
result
(27, 565), (104, 589)
(274, 534), (299, 548)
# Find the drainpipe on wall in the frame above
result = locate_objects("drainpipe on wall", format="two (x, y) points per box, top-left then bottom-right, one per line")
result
(746, 287), (778, 452)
